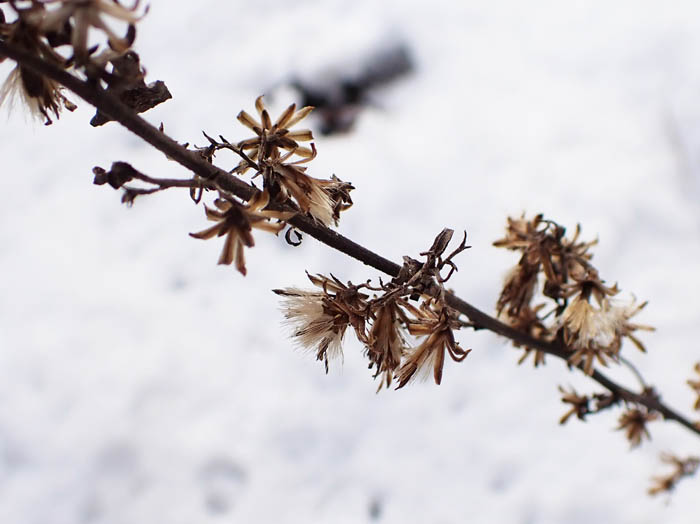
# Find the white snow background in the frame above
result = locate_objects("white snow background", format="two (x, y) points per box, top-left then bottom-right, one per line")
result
(1, 1), (700, 523)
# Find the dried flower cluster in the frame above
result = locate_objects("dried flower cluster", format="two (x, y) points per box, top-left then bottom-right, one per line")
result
(275, 229), (471, 389)
(201, 96), (354, 227)
(493, 217), (668, 456)
(0, 1), (168, 125)
(494, 214), (653, 374)
(558, 385), (661, 449)
(189, 96), (355, 273)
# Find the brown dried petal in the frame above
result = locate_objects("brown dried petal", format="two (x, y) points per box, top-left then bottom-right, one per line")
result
(274, 103), (297, 128)
(237, 110), (261, 133)
(285, 105), (314, 128)
(254, 95), (265, 115)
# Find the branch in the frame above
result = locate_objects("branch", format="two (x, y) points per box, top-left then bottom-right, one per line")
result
(2, 38), (698, 438)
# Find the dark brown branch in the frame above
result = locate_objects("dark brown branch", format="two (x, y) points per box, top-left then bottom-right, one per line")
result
(3, 38), (698, 438)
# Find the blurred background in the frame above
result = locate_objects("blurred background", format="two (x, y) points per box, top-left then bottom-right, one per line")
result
(1, 1), (700, 522)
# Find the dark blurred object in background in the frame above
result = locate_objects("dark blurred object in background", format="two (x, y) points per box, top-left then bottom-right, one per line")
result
(289, 43), (413, 135)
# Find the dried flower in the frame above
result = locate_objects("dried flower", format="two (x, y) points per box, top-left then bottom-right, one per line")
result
(0, 64), (75, 124)
(317, 174), (354, 226)
(189, 193), (290, 276)
(39, 0), (146, 62)
(494, 214), (599, 305)
(561, 267), (618, 305)
(395, 301), (470, 388)
(274, 287), (346, 370)
(648, 453), (700, 495)
(558, 386), (619, 424)
(274, 274), (369, 371)
(496, 263), (539, 318)
(558, 386), (590, 424)
(561, 297), (652, 375)
(616, 407), (658, 448)
(366, 299), (406, 390)
(0, 8), (76, 124)
(607, 299), (654, 353)
(234, 95), (314, 174)
(561, 296), (620, 374)
(503, 304), (549, 366)
(231, 96), (344, 226)
(265, 151), (336, 226)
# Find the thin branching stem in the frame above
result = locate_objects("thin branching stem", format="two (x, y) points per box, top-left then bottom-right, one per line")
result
(2, 38), (698, 438)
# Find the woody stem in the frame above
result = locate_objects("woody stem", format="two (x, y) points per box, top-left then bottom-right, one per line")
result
(2, 38), (698, 438)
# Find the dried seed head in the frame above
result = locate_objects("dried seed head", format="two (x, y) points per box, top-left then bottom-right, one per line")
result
(39, 0), (147, 62)
(366, 300), (406, 390)
(317, 175), (354, 225)
(497, 264), (539, 318)
(274, 273), (370, 371)
(270, 160), (336, 226)
(617, 407), (658, 448)
(501, 304), (549, 366)
(0, 65), (76, 124)
(274, 288), (347, 370)
(558, 385), (590, 424)
(234, 95), (314, 174)
(561, 297), (652, 375)
(395, 303), (470, 388)
(233, 96), (348, 226)
(189, 195), (290, 276)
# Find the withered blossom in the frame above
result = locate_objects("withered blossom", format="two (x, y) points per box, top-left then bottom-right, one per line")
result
(265, 148), (337, 226)
(616, 407), (658, 448)
(274, 273), (369, 371)
(494, 214), (598, 306)
(558, 386), (618, 424)
(561, 297), (651, 375)
(607, 299), (654, 353)
(189, 193), (291, 276)
(688, 362), (700, 410)
(395, 301), (470, 388)
(317, 174), (354, 226)
(0, 64), (75, 123)
(560, 267), (618, 305)
(558, 385), (590, 424)
(648, 453), (700, 495)
(503, 304), (549, 367)
(231, 96), (344, 226)
(38, 0), (146, 62)
(0, 7), (76, 124)
(274, 287), (346, 369)
(561, 296), (620, 375)
(234, 95), (314, 175)
(366, 299), (406, 390)
(496, 263), (539, 318)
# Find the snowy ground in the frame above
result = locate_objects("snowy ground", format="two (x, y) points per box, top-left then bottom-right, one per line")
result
(2, 1), (700, 523)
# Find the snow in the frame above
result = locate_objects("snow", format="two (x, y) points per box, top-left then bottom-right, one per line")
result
(1, 1), (700, 522)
